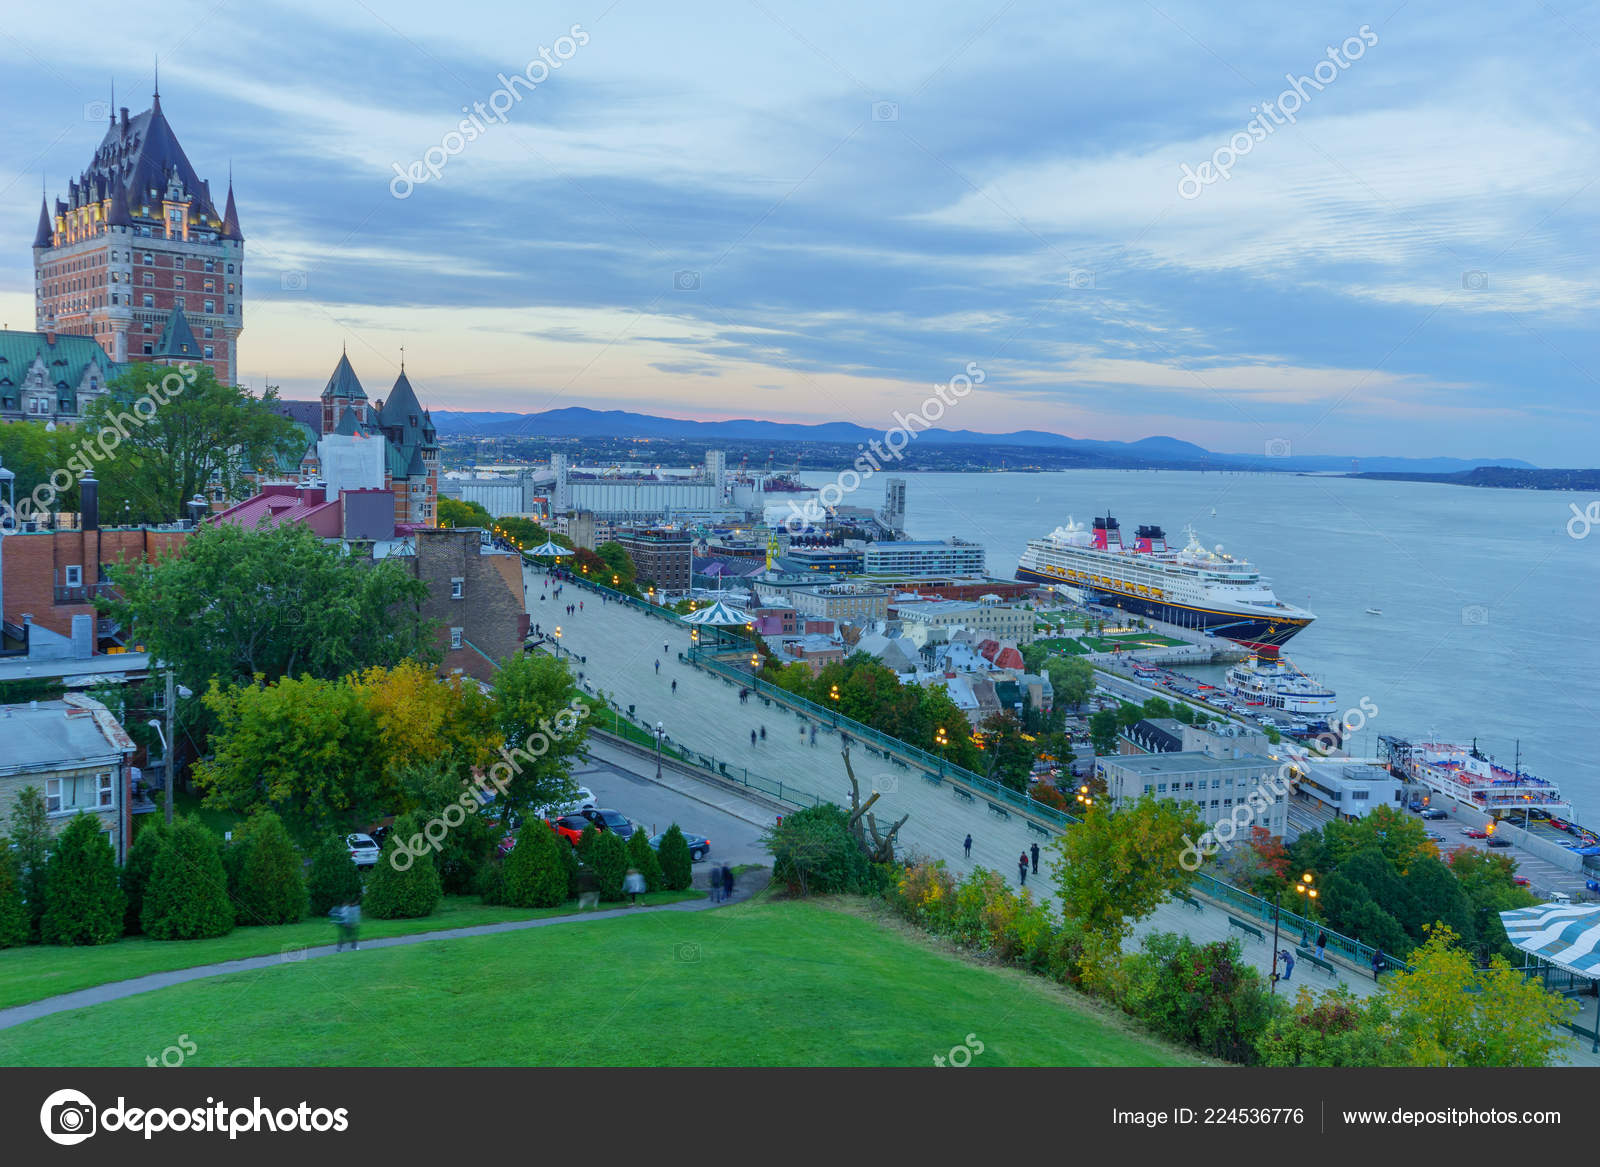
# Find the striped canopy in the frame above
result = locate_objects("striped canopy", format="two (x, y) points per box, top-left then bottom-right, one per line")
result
(527, 541), (568, 557)
(680, 601), (754, 626)
(1500, 903), (1600, 978)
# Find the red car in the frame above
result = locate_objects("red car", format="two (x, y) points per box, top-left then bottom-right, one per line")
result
(1513, 877), (1531, 887)
(1461, 828), (1488, 839)
(547, 814), (589, 847)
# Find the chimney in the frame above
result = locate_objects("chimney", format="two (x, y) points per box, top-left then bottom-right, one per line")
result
(120, 107), (130, 134)
(81, 474), (98, 531)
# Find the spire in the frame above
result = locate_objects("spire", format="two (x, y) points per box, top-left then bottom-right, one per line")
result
(221, 172), (243, 241)
(33, 186), (53, 248)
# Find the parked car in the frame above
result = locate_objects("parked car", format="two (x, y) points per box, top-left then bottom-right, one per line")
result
(649, 831), (710, 861)
(581, 807), (635, 840)
(345, 833), (380, 868)
(547, 814), (590, 847)
(1407, 800), (1425, 813)
(1514, 876), (1531, 887)
(534, 786), (597, 818)
(1461, 828), (1488, 839)
(1486, 835), (1512, 848)
(1421, 807), (1448, 820)
(1423, 831), (1444, 843)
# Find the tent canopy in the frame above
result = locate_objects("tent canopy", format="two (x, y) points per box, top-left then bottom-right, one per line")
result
(1500, 903), (1600, 978)
(528, 540), (568, 556)
(680, 600), (754, 627)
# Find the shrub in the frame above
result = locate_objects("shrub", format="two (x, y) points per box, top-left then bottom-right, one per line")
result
(1256, 986), (1396, 1066)
(1118, 932), (1277, 1064)
(143, 815), (235, 940)
(0, 840), (29, 948)
(232, 810), (307, 925)
(764, 804), (869, 895)
(891, 858), (957, 931)
(306, 835), (363, 917)
(503, 822), (569, 909)
(590, 830), (629, 901)
(656, 824), (693, 891)
(561, 833), (580, 898)
(41, 813), (127, 946)
(8, 786), (51, 941)
(627, 827), (664, 893)
(120, 820), (169, 935)
(474, 857), (507, 906)
(364, 815), (442, 919)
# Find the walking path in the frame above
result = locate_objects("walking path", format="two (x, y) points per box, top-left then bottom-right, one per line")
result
(0, 881), (753, 1033)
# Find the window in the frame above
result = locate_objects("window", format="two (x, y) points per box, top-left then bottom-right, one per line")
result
(204, 280), (214, 293)
(142, 322), (153, 334)
(142, 293), (153, 307)
(203, 345), (214, 359)
(174, 297), (184, 310)
(449, 627), (463, 649)
(1157, 783), (1167, 794)
(227, 304), (234, 315)
(227, 263), (234, 273)
(142, 252), (152, 264)
(96, 772), (114, 808)
(450, 577), (464, 599)
(203, 325), (213, 338)
(1183, 781), (1194, 792)
(203, 300), (214, 313)
(46, 777), (62, 813)
(142, 342), (153, 355)
(142, 272), (153, 286)
(64, 565), (82, 587)
(204, 259), (214, 272)
(174, 276), (184, 289)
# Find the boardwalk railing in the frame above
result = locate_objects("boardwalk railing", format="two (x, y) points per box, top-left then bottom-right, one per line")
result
(1190, 873), (1412, 975)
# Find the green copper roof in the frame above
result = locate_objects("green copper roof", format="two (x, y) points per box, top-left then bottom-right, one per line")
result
(153, 305), (200, 359)
(0, 328), (118, 412)
(322, 351), (367, 400)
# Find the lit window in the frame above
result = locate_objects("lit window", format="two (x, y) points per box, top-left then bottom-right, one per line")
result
(46, 777), (62, 813)
(450, 627), (463, 649)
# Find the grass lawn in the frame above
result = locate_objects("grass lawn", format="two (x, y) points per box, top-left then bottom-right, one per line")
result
(0, 899), (1202, 1067)
(0, 891), (699, 1010)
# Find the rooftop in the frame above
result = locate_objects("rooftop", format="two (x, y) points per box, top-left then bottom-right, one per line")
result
(0, 696), (135, 774)
(1105, 750), (1278, 777)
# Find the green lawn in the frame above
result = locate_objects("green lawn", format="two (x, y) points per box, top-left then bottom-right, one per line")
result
(0, 900), (1202, 1067)
(0, 891), (699, 1010)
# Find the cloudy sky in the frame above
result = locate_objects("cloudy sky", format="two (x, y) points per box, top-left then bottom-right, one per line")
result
(2, 0), (1596, 463)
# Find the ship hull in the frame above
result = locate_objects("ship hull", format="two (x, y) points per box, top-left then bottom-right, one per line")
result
(1015, 564), (1311, 650)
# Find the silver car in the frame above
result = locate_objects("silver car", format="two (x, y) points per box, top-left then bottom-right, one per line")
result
(345, 833), (380, 868)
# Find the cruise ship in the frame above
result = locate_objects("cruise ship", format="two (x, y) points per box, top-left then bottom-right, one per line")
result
(1224, 654), (1339, 717)
(1015, 515), (1314, 651)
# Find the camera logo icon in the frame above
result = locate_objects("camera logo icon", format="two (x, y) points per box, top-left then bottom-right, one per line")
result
(1265, 437), (1292, 458)
(40, 1088), (97, 1145)
(1066, 268), (1095, 290)
(84, 101), (111, 122)
(673, 270), (700, 291)
(871, 101), (899, 121)
(673, 942), (701, 963)
(1461, 604), (1490, 626)
(281, 270), (309, 292)
(1462, 270), (1489, 291)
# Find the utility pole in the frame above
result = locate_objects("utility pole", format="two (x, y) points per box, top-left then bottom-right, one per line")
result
(164, 667), (176, 825)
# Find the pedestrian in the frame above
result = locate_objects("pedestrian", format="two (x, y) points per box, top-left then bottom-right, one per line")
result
(760, 725), (766, 741)
(624, 866), (646, 906)
(709, 862), (724, 903)
(671, 679), (678, 694)
(963, 833), (972, 859)
(655, 659), (661, 674)
(1315, 931), (1327, 961)
(1030, 841), (1040, 874)
(1279, 949), (1294, 982)
(334, 899), (361, 951)
(580, 601), (583, 611)
(540, 593), (545, 602)
(722, 863), (735, 901)
(1371, 951), (1383, 982)
(1017, 853), (1028, 887)
(663, 642), (669, 654)
(751, 729), (757, 747)
(800, 722), (806, 741)
(809, 725), (817, 746)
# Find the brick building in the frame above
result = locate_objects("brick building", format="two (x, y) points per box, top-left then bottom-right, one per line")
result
(615, 528), (691, 592)
(32, 87), (243, 384)
(409, 527), (529, 681)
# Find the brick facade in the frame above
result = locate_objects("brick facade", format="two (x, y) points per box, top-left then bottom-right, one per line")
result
(1, 526), (189, 642)
(410, 527), (529, 682)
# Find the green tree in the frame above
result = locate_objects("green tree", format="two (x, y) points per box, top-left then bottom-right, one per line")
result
(595, 541), (638, 593)
(83, 362), (305, 524)
(1447, 848), (1537, 962)
(1089, 709), (1120, 755)
(488, 653), (589, 821)
(1257, 986), (1399, 1067)
(306, 835), (362, 917)
(1052, 795), (1206, 984)
(7, 786), (51, 942)
(1119, 932), (1276, 1063)
(232, 810), (307, 926)
(764, 804), (870, 896)
(40, 813), (126, 946)
(1045, 656), (1096, 712)
(142, 815), (234, 940)
(589, 830), (630, 901)
(502, 821), (570, 909)
(102, 522), (436, 703)
(627, 826), (665, 892)
(365, 814), (443, 919)
(437, 497), (494, 529)
(120, 820), (169, 935)
(978, 711), (1034, 792)
(0, 840), (30, 948)
(1141, 697), (1174, 720)
(656, 824), (694, 891)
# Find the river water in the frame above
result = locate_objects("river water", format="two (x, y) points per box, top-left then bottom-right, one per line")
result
(796, 469), (1600, 819)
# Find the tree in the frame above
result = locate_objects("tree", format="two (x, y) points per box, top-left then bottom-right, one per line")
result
(1321, 805), (1432, 874)
(0, 841), (30, 948)
(306, 835), (362, 917)
(1089, 709), (1120, 755)
(488, 653), (588, 820)
(83, 362), (305, 525)
(589, 830), (629, 901)
(365, 814), (442, 919)
(7, 787), (51, 941)
(1257, 986), (1398, 1066)
(657, 824), (694, 891)
(121, 820), (169, 935)
(978, 711), (1034, 792)
(1398, 855), (1476, 949)
(1021, 642), (1050, 673)
(1119, 932), (1276, 1063)
(1052, 795), (1206, 982)
(1375, 926), (1578, 1066)
(595, 541), (638, 593)
(102, 522), (435, 703)
(1448, 848), (1536, 963)
(1169, 702), (1195, 725)
(142, 815), (235, 940)
(764, 804), (870, 895)
(1141, 697), (1174, 720)
(1045, 656), (1096, 712)
(1115, 701), (1145, 729)
(437, 497), (494, 529)
(40, 813), (126, 946)
(627, 826), (665, 893)
(232, 810), (307, 926)
(502, 821), (570, 909)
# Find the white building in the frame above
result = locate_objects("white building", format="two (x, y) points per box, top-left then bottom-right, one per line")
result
(1098, 748), (1289, 838)
(894, 596), (1035, 644)
(862, 538), (985, 577)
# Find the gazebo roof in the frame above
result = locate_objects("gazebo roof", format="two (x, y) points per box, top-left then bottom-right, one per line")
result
(1500, 903), (1600, 978)
(680, 600), (754, 626)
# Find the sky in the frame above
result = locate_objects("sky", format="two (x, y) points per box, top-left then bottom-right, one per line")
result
(2, 0), (1597, 464)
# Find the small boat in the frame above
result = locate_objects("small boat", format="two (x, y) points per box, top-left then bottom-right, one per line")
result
(1365, 608), (1382, 615)
(1211, 507), (1217, 516)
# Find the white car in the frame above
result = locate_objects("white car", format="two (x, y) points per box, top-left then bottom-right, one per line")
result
(534, 786), (597, 819)
(345, 833), (380, 868)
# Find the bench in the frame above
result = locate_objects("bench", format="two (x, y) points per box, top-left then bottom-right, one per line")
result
(1227, 915), (1265, 943)
(1295, 947), (1339, 980)
(953, 787), (975, 803)
(987, 802), (1011, 821)
(922, 771), (943, 787)
(1176, 893), (1204, 914)
(1027, 819), (1051, 839)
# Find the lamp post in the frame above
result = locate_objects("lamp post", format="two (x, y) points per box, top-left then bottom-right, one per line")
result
(935, 726), (948, 777)
(654, 720), (665, 779)
(830, 683), (841, 728)
(553, 626), (563, 657)
(1269, 872), (1316, 994)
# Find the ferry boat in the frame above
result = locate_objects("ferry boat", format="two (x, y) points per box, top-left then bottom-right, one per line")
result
(1389, 739), (1577, 822)
(1224, 654), (1339, 717)
(1015, 515), (1314, 651)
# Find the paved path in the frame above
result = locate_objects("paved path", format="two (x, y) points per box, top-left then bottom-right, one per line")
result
(0, 882), (755, 1033)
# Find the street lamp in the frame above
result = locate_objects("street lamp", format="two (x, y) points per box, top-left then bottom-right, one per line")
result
(935, 726), (948, 777)
(554, 626), (563, 657)
(1269, 872), (1316, 994)
(654, 720), (665, 779)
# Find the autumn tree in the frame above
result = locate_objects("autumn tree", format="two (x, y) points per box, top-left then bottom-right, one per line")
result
(1257, 986), (1399, 1066)
(350, 659), (498, 788)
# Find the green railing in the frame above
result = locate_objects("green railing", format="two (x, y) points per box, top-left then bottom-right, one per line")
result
(1191, 872), (1412, 975)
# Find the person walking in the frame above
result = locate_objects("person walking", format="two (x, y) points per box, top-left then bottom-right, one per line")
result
(1017, 853), (1029, 887)
(1371, 951), (1383, 982)
(1315, 931), (1328, 962)
(624, 866), (646, 906)
(579, 601), (583, 611)
(1279, 949), (1294, 983)
(759, 725), (766, 742)
(334, 899), (361, 951)
(751, 729), (757, 747)
(671, 679), (678, 694)
(708, 863), (723, 903)
(655, 659), (660, 675)
(722, 863), (735, 902)
(809, 725), (817, 746)
(663, 642), (669, 654)
(1030, 842), (1040, 875)
(963, 833), (972, 859)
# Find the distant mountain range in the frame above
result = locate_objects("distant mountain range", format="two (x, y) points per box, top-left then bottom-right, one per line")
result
(429, 407), (1537, 474)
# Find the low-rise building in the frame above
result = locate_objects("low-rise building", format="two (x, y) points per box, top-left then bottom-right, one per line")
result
(1121, 717), (1186, 755)
(0, 695), (141, 861)
(615, 528), (692, 592)
(1294, 758), (1404, 820)
(766, 581), (889, 625)
(1098, 748), (1288, 838)
(861, 538), (986, 577)
(892, 596), (1037, 645)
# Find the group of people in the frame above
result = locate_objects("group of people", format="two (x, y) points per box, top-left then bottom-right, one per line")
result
(707, 862), (736, 903)
(1016, 842), (1040, 886)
